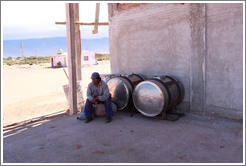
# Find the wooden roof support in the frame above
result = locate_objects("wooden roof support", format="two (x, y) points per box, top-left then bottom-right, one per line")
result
(73, 3), (82, 81)
(66, 3), (77, 115)
(55, 21), (108, 26)
(92, 3), (100, 34)
(56, 3), (108, 115)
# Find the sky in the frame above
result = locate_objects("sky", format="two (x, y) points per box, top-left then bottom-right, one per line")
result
(1, 1), (109, 40)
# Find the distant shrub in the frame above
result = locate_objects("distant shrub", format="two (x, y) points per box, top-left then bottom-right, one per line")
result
(4, 56), (50, 66)
(18, 61), (24, 65)
(6, 60), (15, 66)
(7, 57), (12, 60)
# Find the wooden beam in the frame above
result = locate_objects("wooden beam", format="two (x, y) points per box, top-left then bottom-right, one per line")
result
(55, 21), (109, 26)
(66, 3), (77, 115)
(73, 3), (82, 81)
(92, 3), (100, 34)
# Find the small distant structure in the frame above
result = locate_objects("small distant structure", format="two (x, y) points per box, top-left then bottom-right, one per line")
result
(50, 49), (67, 68)
(57, 49), (64, 55)
(95, 53), (104, 62)
(50, 49), (97, 68)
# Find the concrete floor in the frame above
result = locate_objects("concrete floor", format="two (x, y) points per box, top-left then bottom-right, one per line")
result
(3, 111), (243, 163)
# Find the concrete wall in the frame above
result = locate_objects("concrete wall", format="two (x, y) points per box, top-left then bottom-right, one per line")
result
(205, 3), (243, 119)
(108, 3), (243, 119)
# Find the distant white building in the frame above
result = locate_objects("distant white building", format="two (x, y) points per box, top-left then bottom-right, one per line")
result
(81, 50), (97, 66)
(50, 50), (97, 68)
(50, 54), (67, 67)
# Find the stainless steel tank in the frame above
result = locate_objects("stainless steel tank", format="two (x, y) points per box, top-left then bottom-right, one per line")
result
(132, 76), (184, 117)
(107, 74), (145, 110)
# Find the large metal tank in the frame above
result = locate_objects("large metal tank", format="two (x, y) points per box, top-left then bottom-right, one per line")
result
(132, 76), (184, 117)
(107, 74), (145, 110)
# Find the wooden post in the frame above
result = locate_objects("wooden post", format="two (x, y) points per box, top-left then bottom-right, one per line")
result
(92, 3), (100, 34)
(73, 3), (82, 81)
(66, 3), (77, 115)
(64, 56), (67, 67)
(20, 42), (24, 59)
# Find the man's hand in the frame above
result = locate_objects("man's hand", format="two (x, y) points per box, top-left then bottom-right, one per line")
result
(92, 97), (99, 104)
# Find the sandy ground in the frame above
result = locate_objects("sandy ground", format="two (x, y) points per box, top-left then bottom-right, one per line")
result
(3, 61), (111, 126)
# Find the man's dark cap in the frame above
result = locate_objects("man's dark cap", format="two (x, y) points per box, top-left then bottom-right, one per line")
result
(91, 72), (100, 79)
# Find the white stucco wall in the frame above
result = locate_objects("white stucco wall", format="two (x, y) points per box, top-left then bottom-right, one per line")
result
(51, 55), (66, 67)
(81, 50), (96, 65)
(51, 51), (97, 67)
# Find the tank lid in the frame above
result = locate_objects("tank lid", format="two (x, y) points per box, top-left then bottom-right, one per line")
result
(107, 77), (132, 110)
(133, 81), (166, 117)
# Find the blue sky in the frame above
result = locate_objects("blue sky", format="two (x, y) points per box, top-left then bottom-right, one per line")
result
(2, 1), (109, 40)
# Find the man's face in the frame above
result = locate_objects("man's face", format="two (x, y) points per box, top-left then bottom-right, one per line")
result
(92, 78), (100, 85)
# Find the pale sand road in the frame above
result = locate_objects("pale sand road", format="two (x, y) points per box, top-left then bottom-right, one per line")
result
(3, 61), (111, 126)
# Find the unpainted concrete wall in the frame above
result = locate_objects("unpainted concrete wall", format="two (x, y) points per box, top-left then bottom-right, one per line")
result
(108, 3), (243, 119)
(205, 3), (243, 119)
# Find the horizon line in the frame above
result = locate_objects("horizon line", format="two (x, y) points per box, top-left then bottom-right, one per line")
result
(3, 36), (109, 41)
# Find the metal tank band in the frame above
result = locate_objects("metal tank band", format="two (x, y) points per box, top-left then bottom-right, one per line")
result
(165, 76), (185, 105)
(156, 76), (180, 109)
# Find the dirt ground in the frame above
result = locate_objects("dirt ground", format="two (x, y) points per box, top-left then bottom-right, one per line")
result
(3, 112), (243, 163)
(3, 61), (111, 126)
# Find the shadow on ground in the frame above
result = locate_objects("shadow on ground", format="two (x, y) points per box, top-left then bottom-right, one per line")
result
(3, 111), (243, 163)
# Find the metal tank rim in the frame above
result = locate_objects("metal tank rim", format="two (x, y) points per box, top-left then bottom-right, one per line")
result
(131, 73), (146, 81)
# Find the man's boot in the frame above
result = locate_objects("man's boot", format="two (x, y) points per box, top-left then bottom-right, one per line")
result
(105, 116), (112, 123)
(85, 117), (93, 123)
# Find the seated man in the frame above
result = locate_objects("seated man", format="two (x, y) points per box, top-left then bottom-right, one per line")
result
(84, 72), (114, 123)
